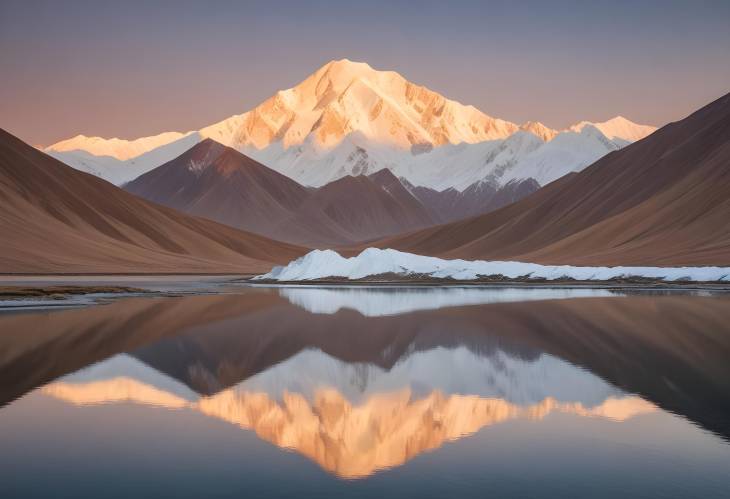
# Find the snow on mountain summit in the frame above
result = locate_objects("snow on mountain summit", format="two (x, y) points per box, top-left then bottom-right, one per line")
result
(519, 121), (558, 141)
(47, 59), (519, 160)
(43, 59), (655, 188)
(198, 58), (519, 152)
(47, 131), (190, 160)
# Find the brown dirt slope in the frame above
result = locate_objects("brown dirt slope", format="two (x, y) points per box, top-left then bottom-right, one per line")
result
(0, 129), (305, 273)
(126, 142), (438, 247)
(295, 168), (435, 244)
(125, 139), (347, 245)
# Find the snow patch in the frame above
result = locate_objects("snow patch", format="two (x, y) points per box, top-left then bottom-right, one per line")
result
(256, 248), (730, 282)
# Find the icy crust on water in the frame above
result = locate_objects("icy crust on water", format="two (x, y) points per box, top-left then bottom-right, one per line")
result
(255, 248), (730, 282)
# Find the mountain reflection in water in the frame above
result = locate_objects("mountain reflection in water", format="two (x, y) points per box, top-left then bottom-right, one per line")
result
(43, 368), (655, 479)
(1, 286), (729, 485)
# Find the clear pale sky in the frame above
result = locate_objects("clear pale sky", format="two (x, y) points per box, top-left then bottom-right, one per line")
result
(1, 0), (729, 146)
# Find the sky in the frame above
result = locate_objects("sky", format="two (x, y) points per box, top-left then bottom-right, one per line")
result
(1, 0), (729, 146)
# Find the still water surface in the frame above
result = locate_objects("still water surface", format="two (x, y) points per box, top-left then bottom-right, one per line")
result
(1, 285), (729, 498)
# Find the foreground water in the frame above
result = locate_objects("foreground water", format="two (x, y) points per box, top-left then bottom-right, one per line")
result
(1, 284), (729, 498)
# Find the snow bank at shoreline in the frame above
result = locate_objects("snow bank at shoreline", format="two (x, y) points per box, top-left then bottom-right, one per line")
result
(254, 248), (730, 282)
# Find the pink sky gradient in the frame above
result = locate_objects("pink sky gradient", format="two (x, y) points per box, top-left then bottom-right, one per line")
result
(1, 0), (729, 146)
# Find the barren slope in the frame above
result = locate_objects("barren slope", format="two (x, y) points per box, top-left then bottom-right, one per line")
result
(0, 129), (304, 273)
(126, 144), (438, 246)
(377, 93), (730, 266)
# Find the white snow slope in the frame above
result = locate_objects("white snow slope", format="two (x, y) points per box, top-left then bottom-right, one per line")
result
(255, 248), (730, 282)
(44, 59), (656, 188)
(47, 131), (189, 160)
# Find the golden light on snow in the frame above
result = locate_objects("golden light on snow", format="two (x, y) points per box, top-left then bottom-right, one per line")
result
(43, 379), (656, 479)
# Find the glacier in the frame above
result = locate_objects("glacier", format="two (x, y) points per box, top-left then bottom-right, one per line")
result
(255, 248), (730, 282)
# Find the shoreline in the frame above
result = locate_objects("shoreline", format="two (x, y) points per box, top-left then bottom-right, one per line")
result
(0, 286), (152, 298)
(1, 275), (730, 291)
(0, 273), (256, 277)
(246, 278), (730, 290)
(1, 280), (728, 314)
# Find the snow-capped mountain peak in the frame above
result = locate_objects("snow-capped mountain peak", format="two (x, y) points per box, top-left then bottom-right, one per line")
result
(43, 59), (656, 189)
(519, 121), (558, 141)
(47, 131), (190, 160)
(569, 115), (656, 142)
(196, 58), (520, 153)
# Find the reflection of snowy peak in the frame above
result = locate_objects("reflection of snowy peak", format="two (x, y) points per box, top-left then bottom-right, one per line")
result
(46, 348), (653, 478)
(44, 59), (656, 189)
(57, 341), (626, 410)
(236, 346), (624, 407)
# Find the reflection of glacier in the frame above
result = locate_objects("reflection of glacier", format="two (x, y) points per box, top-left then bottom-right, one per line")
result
(42, 348), (654, 478)
(278, 286), (618, 316)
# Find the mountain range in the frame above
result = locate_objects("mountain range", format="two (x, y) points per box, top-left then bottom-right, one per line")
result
(124, 139), (541, 245)
(120, 87), (726, 256)
(377, 92), (730, 266)
(2, 59), (728, 272)
(45, 59), (654, 192)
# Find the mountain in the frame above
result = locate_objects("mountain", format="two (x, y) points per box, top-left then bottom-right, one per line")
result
(297, 168), (435, 243)
(386, 128), (617, 192)
(125, 140), (437, 246)
(0, 129), (304, 273)
(45, 133), (202, 186)
(406, 178), (541, 223)
(46, 131), (189, 160)
(376, 92), (730, 266)
(198, 58), (519, 150)
(44, 59), (655, 190)
(520, 121), (558, 141)
(45, 376), (650, 479)
(45, 59), (517, 184)
(124, 138), (325, 243)
(570, 115), (657, 143)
